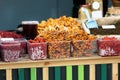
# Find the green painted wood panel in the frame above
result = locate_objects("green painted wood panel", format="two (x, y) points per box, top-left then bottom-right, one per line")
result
(30, 68), (36, 80)
(78, 65), (84, 80)
(55, 67), (61, 80)
(61, 66), (66, 80)
(49, 67), (54, 80)
(96, 64), (101, 80)
(101, 64), (107, 80)
(66, 66), (72, 80)
(18, 69), (24, 80)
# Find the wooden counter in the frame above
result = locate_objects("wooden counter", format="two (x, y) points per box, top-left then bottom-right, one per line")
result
(1, 55), (120, 80)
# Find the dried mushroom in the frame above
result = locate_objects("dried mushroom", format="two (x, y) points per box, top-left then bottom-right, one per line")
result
(37, 16), (96, 42)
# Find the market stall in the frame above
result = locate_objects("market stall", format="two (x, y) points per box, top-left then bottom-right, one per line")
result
(0, 0), (120, 80)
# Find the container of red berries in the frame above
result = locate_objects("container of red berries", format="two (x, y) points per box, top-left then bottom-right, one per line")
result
(97, 36), (120, 56)
(0, 41), (21, 62)
(27, 37), (47, 60)
(15, 38), (27, 57)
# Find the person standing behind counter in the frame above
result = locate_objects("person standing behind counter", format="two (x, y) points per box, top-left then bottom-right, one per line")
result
(72, 0), (113, 17)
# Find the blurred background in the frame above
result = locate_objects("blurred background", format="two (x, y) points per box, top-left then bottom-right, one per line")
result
(0, 0), (118, 30)
(0, 0), (73, 30)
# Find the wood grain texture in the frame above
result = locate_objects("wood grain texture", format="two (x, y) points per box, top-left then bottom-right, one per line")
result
(90, 64), (95, 80)
(6, 69), (12, 80)
(112, 63), (118, 80)
(0, 55), (120, 69)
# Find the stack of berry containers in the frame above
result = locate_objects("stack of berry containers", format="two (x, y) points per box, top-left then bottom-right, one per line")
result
(27, 37), (47, 60)
(27, 42), (47, 60)
(0, 41), (21, 62)
(97, 36), (120, 56)
(15, 38), (27, 57)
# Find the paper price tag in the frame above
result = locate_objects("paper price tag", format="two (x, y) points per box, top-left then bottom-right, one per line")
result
(102, 25), (116, 29)
(92, 11), (103, 19)
(0, 38), (14, 41)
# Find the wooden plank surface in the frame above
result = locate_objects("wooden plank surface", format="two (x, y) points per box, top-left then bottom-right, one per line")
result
(55, 67), (61, 80)
(112, 63), (118, 80)
(30, 68), (36, 80)
(90, 64), (95, 80)
(101, 64), (107, 80)
(0, 55), (120, 80)
(66, 66), (72, 80)
(18, 68), (24, 80)
(78, 65), (84, 80)
(0, 55), (120, 69)
(43, 67), (48, 80)
(6, 69), (12, 80)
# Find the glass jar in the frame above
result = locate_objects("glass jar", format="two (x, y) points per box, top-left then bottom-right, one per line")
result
(78, 4), (91, 20)
(21, 21), (39, 39)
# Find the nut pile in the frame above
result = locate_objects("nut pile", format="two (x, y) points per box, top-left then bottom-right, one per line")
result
(71, 40), (94, 57)
(37, 16), (96, 41)
(48, 41), (70, 59)
(36, 16), (96, 58)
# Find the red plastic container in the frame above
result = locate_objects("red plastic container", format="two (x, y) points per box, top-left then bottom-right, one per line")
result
(27, 42), (47, 60)
(15, 38), (27, 57)
(97, 40), (120, 56)
(0, 41), (21, 62)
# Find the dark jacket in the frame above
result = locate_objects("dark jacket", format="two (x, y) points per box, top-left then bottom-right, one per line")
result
(72, 0), (108, 17)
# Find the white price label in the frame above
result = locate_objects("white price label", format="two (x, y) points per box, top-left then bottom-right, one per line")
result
(0, 38), (14, 41)
(102, 25), (116, 29)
